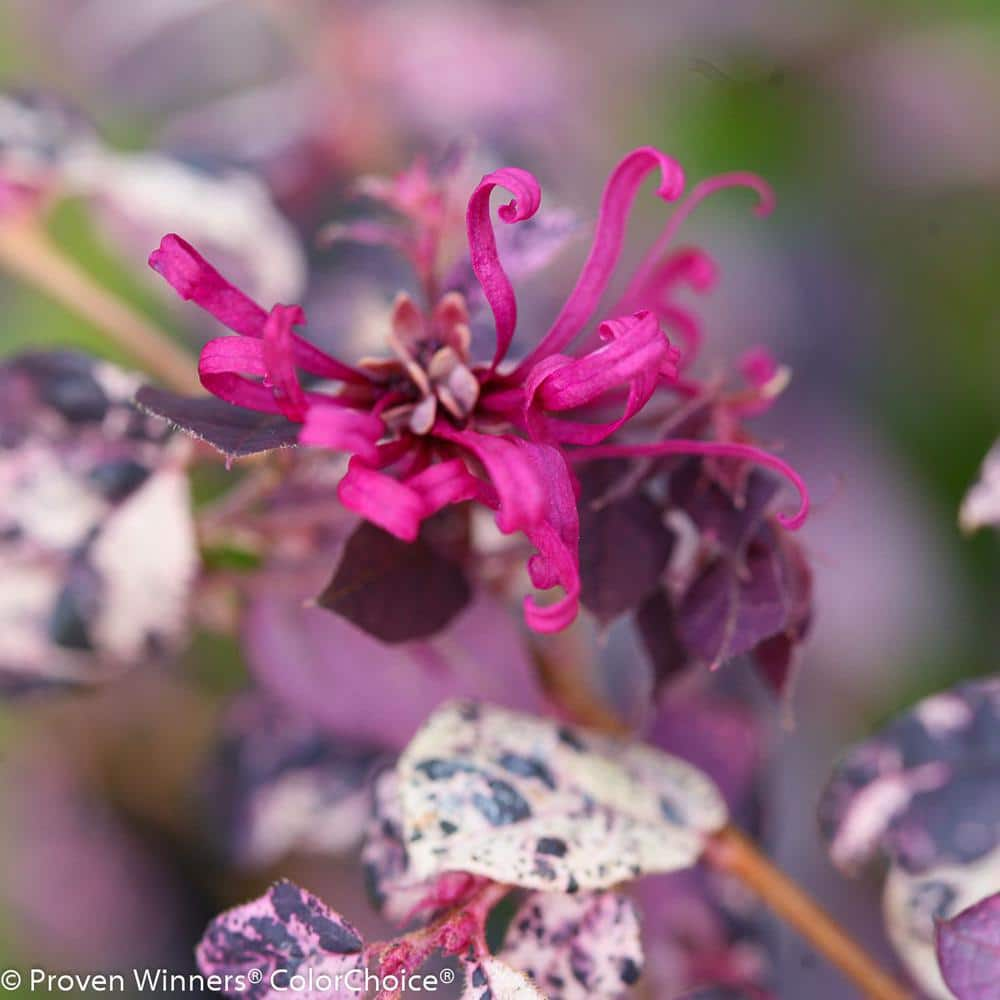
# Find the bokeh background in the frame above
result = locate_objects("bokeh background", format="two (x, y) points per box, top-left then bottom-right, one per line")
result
(0, 1), (998, 997)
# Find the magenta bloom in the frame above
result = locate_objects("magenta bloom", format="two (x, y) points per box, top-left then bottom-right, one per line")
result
(150, 147), (808, 633)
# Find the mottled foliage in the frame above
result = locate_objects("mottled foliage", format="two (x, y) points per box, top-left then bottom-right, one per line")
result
(394, 701), (727, 891)
(204, 695), (384, 867)
(195, 880), (365, 999)
(499, 891), (643, 999)
(0, 353), (197, 691)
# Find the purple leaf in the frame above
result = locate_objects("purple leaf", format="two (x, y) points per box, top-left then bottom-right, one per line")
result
(677, 527), (789, 667)
(195, 880), (365, 999)
(670, 463), (781, 556)
(577, 465), (674, 624)
(750, 533), (812, 695)
(395, 701), (727, 891)
(135, 385), (301, 459)
(635, 589), (688, 693)
(819, 677), (1000, 874)
(499, 890), (644, 999)
(244, 570), (547, 751)
(204, 695), (385, 867)
(937, 892), (1000, 1000)
(316, 519), (471, 644)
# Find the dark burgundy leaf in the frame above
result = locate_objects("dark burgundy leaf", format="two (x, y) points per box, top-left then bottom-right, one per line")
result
(751, 534), (812, 694)
(135, 385), (301, 458)
(936, 891), (1000, 1000)
(316, 519), (471, 643)
(677, 528), (788, 668)
(751, 633), (794, 694)
(636, 590), (689, 693)
(670, 462), (780, 556)
(577, 467), (674, 622)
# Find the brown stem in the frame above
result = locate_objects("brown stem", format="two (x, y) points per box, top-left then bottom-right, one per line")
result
(705, 825), (910, 1000)
(0, 217), (201, 393)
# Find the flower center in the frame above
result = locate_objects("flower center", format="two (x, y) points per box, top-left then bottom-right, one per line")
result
(359, 291), (480, 436)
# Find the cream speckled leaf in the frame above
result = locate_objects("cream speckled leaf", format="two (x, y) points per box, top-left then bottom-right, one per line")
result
(500, 891), (642, 999)
(884, 842), (1000, 1000)
(397, 702), (727, 891)
(960, 438), (1000, 533)
(461, 955), (547, 999)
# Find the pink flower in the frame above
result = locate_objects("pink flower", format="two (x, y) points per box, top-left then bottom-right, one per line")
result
(149, 147), (809, 633)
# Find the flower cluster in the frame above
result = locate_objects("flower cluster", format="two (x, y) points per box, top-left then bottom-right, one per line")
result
(149, 147), (809, 635)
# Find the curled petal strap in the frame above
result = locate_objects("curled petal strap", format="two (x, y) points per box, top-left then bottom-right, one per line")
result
(150, 234), (268, 338)
(263, 305), (309, 420)
(512, 147), (685, 377)
(523, 312), (678, 446)
(299, 405), (383, 465)
(465, 167), (542, 370)
(199, 336), (282, 413)
(526, 312), (676, 412)
(622, 172), (774, 307)
(518, 443), (581, 633)
(433, 424), (545, 534)
(573, 438), (810, 530)
(337, 458), (426, 542)
(405, 459), (490, 517)
(151, 233), (369, 385)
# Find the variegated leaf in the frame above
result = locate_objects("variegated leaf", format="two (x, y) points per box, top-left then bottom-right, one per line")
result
(206, 696), (383, 867)
(884, 841), (1000, 999)
(960, 438), (1000, 533)
(461, 954), (547, 1000)
(499, 891), (642, 999)
(0, 352), (197, 692)
(397, 702), (727, 891)
(195, 880), (365, 999)
(819, 677), (1000, 874)
(362, 770), (485, 924)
